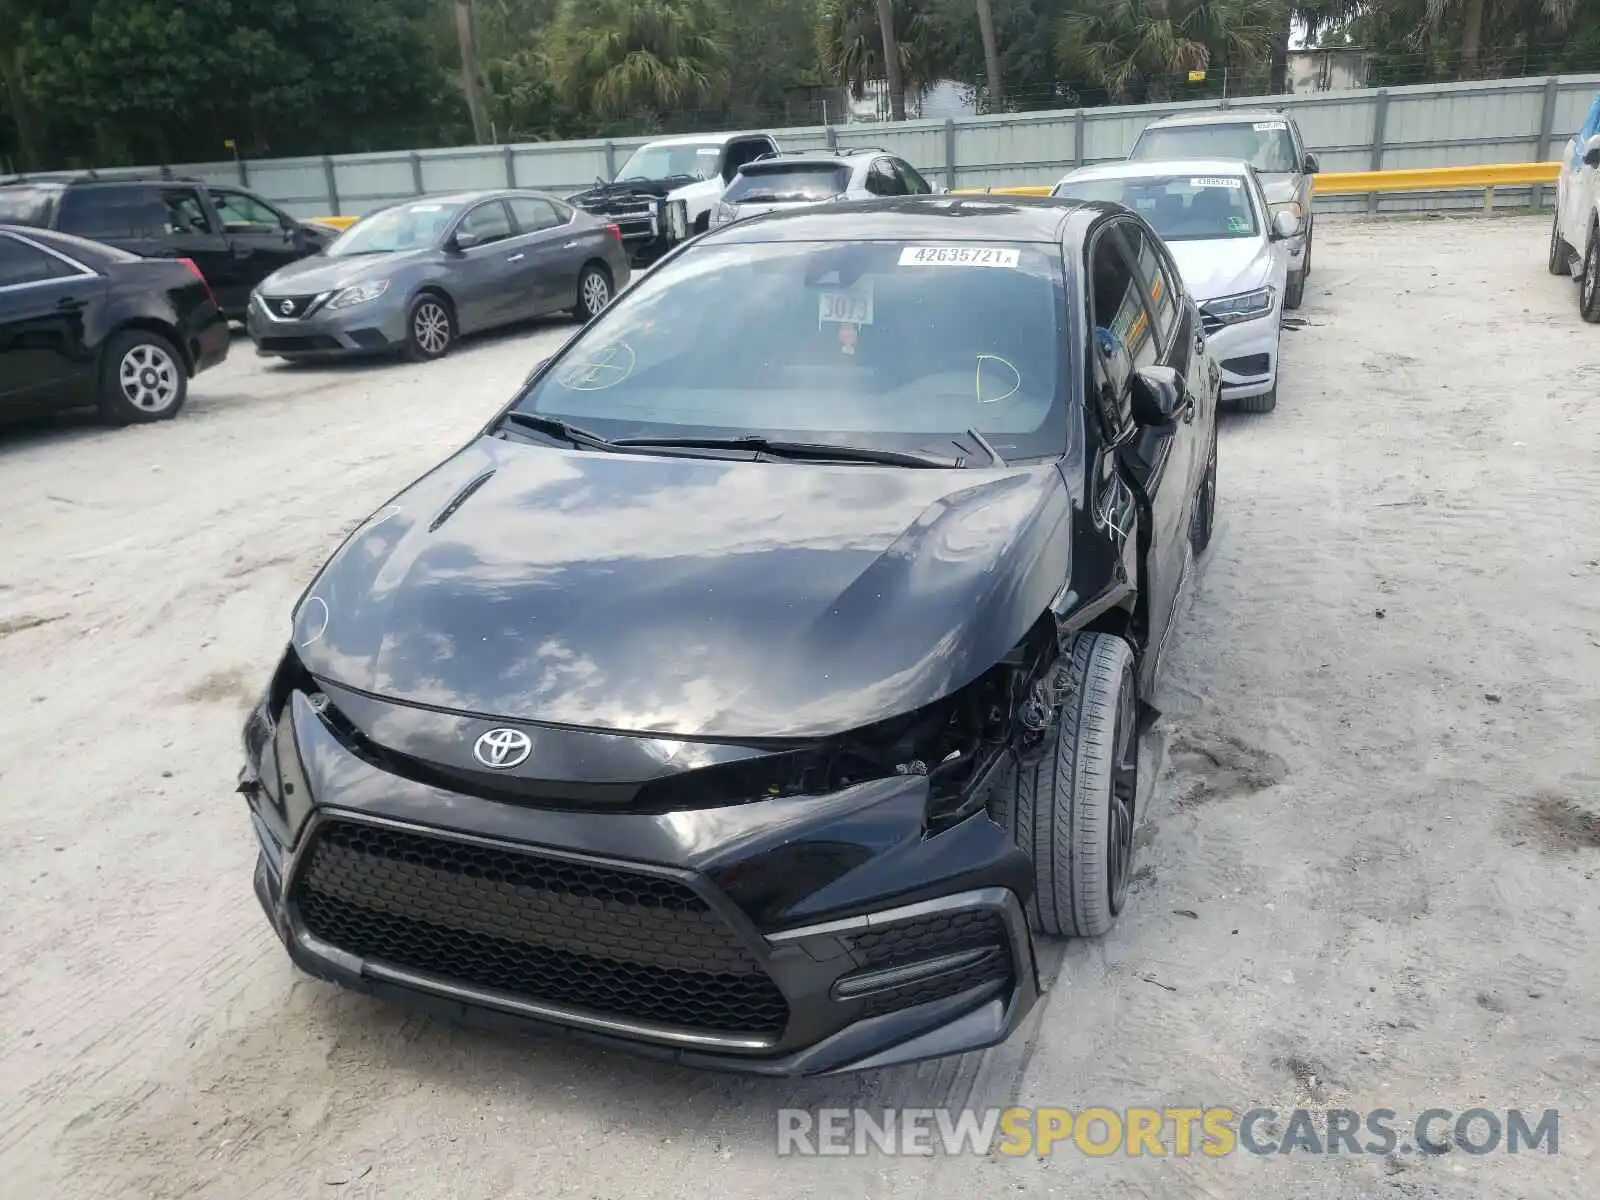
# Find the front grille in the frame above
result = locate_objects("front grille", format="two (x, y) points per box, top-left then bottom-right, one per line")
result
(847, 909), (1012, 1020)
(293, 820), (789, 1037)
(263, 293), (322, 320)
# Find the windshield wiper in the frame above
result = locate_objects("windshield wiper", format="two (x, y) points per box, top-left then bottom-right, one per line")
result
(498, 410), (617, 452)
(608, 435), (955, 468)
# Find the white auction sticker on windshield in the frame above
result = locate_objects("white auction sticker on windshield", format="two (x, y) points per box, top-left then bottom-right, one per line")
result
(898, 246), (1020, 268)
(1253, 121), (1287, 131)
(1190, 176), (1243, 189)
(819, 284), (874, 327)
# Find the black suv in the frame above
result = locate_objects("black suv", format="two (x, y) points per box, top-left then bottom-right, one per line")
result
(0, 173), (336, 318)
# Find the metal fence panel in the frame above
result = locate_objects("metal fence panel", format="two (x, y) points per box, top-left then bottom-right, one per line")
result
(144, 72), (1600, 217)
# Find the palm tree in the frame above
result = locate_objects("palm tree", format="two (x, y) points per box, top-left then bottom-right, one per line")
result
(546, 0), (729, 118)
(454, 0), (492, 143)
(876, 0), (907, 119)
(816, 0), (946, 118)
(1057, 0), (1282, 103)
(975, 0), (1004, 109)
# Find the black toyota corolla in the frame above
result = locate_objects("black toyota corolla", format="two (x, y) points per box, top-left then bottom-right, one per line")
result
(239, 196), (1220, 1075)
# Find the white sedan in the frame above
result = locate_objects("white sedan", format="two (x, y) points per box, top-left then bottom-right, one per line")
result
(1052, 159), (1299, 412)
(1549, 90), (1600, 320)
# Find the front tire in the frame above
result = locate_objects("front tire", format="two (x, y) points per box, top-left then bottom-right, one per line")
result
(402, 293), (454, 361)
(1284, 266), (1306, 310)
(1549, 210), (1575, 277)
(990, 633), (1140, 938)
(1580, 233), (1600, 324)
(99, 329), (188, 426)
(1234, 383), (1277, 413)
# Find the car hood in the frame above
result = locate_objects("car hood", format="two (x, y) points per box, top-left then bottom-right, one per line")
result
(293, 436), (1073, 740)
(260, 249), (431, 296)
(1168, 237), (1277, 303)
(1257, 174), (1299, 205)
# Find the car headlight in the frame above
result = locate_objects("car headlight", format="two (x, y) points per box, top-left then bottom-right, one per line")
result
(327, 279), (390, 309)
(1202, 286), (1277, 326)
(665, 199), (689, 241)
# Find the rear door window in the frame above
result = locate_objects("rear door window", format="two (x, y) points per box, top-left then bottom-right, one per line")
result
(57, 184), (167, 238)
(509, 197), (564, 233)
(866, 159), (905, 196)
(0, 235), (76, 288)
(892, 159), (933, 195)
(724, 164), (850, 204)
(0, 185), (61, 227)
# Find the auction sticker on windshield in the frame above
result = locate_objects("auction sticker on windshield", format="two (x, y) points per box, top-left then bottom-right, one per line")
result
(1253, 121), (1287, 131)
(898, 246), (1020, 268)
(819, 284), (874, 327)
(1191, 177), (1243, 189)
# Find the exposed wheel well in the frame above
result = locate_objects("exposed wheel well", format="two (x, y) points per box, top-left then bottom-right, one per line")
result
(109, 319), (191, 375)
(581, 258), (612, 285)
(413, 286), (456, 325)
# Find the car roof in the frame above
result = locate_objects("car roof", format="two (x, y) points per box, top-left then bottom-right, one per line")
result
(706, 195), (1103, 245)
(1062, 158), (1254, 183)
(1144, 110), (1291, 129)
(639, 131), (769, 148)
(371, 188), (556, 208)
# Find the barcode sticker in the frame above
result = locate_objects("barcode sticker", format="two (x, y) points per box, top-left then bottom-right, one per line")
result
(1254, 121), (1288, 131)
(1190, 176), (1243, 189)
(898, 246), (1021, 268)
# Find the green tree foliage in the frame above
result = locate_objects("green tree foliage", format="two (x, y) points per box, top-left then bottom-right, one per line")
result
(815, 0), (949, 108)
(542, 0), (730, 129)
(1, 0), (453, 169)
(1056, 0), (1282, 103)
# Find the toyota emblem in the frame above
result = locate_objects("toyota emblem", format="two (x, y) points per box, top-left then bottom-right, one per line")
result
(280, 299), (295, 315)
(474, 728), (532, 769)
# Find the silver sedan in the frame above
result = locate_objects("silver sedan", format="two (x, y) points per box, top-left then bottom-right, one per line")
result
(247, 189), (631, 362)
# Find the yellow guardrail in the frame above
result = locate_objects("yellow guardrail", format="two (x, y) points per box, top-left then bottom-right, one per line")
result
(309, 162), (1559, 227)
(954, 161), (1562, 202)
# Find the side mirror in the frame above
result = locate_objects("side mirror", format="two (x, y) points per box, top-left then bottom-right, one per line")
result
(1302, 152), (1321, 175)
(1271, 209), (1302, 240)
(452, 230), (481, 252)
(1585, 134), (1600, 168)
(1129, 365), (1189, 427)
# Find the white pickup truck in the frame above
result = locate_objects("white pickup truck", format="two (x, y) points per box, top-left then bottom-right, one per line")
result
(567, 132), (782, 265)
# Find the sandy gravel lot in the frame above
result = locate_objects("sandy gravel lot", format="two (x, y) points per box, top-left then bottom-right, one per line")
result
(1, 215), (1596, 1200)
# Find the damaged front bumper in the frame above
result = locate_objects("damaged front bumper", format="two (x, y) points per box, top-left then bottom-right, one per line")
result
(241, 681), (1041, 1076)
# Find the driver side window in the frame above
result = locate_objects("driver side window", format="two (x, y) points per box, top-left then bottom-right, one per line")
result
(1088, 223), (1158, 434)
(458, 200), (513, 246)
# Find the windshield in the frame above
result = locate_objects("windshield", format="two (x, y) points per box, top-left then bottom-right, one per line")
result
(1054, 175), (1259, 241)
(725, 164), (850, 204)
(512, 239), (1069, 461)
(0, 184), (61, 227)
(614, 142), (724, 183)
(1131, 121), (1300, 173)
(327, 201), (464, 256)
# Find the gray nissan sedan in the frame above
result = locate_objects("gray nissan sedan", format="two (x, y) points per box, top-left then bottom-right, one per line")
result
(248, 189), (630, 362)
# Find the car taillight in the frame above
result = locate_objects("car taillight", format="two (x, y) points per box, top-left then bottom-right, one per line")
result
(179, 257), (216, 305)
(606, 223), (622, 243)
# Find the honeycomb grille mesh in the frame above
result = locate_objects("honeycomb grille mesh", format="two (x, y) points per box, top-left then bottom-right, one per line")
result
(294, 820), (789, 1037)
(849, 909), (1012, 1020)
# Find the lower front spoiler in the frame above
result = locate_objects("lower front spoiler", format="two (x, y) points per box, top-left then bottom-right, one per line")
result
(253, 849), (1040, 1077)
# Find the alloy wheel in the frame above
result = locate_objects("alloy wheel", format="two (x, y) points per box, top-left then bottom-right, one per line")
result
(1586, 243), (1598, 305)
(414, 302), (450, 355)
(118, 343), (180, 413)
(582, 272), (611, 317)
